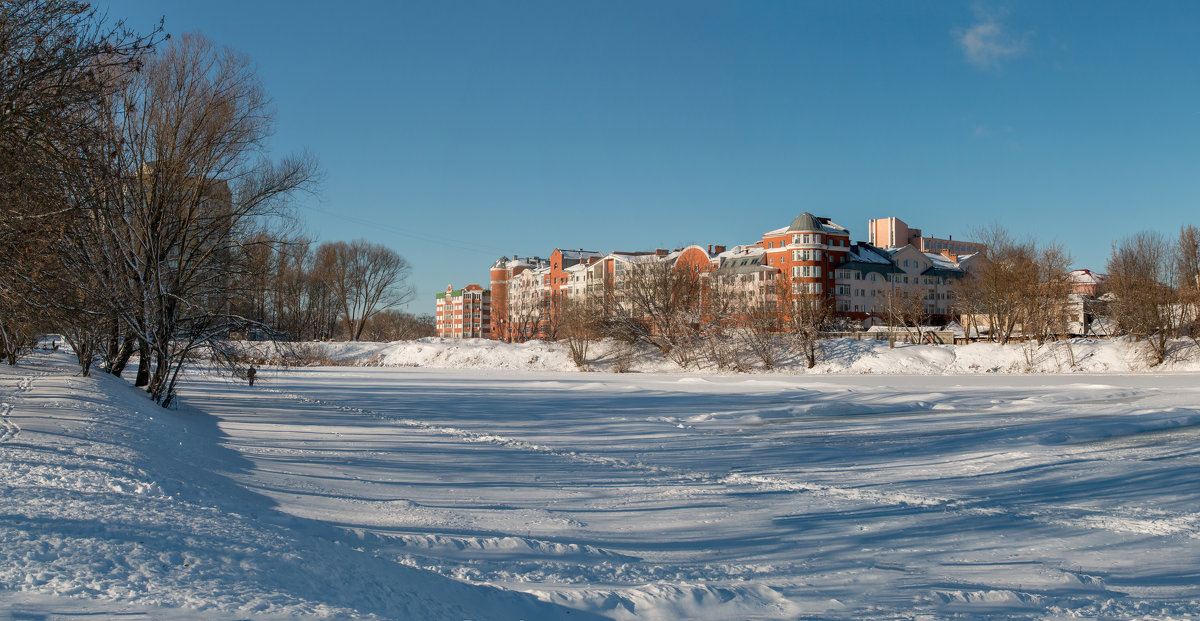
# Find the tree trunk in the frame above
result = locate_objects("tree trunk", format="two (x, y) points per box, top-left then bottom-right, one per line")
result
(135, 339), (151, 387)
(109, 335), (136, 377)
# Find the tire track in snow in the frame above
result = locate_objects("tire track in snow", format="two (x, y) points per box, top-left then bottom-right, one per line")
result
(261, 385), (1200, 542)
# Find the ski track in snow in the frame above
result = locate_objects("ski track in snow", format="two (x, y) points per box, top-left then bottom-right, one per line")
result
(261, 384), (1200, 545)
(247, 376), (1200, 621)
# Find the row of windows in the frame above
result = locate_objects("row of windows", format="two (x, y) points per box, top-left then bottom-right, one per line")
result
(764, 236), (850, 249)
(792, 265), (822, 278)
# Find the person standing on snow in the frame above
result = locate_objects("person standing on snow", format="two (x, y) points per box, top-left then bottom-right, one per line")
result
(247, 365), (257, 386)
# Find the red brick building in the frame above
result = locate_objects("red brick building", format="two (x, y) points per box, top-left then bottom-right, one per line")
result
(435, 284), (490, 338)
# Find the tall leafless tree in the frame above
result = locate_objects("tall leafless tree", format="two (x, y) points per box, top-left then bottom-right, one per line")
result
(1105, 231), (1181, 365)
(1023, 243), (1074, 345)
(780, 277), (832, 369)
(316, 239), (414, 342)
(57, 33), (317, 406)
(957, 225), (1037, 344)
(0, 0), (158, 365)
(621, 259), (703, 367)
(1176, 225), (1200, 343)
(556, 292), (601, 369)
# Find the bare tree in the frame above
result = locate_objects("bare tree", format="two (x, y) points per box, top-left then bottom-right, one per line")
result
(556, 292), (601, 369)
(1105, 231), (1181, 365)
(697, 273), (747, 371)
(780, 277), (832, 369)
(0, 1), (158, 367)
(956, 225), (1036, 345)
(1176, 225), (1200, 343)
(316, 239), (414, 341)
(1023, 243), (1074, 345)
(56, 33), (317, 406)
(739, 298), (785, 370)
(621, 259), (703, 368)
(0, 292), (41, 365)
(882, 287), (928, 343)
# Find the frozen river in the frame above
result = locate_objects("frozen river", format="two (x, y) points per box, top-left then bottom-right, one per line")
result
(180, 366), (1200, 619)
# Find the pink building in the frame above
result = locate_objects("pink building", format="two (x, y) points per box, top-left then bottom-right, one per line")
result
(868, 216), (985, 256)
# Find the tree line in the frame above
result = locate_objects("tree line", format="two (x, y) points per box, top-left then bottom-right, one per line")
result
(0, 1), (422, 406)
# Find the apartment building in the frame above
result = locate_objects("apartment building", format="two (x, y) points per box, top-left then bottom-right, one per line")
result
(481, 212), (983, 341)
(833, 243), (977, 322)
(489, 255), (550, 342)
(760, 213), (852, 296)
(435, 284), (490, 339)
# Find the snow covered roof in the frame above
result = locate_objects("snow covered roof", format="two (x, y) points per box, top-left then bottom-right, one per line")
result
(1070, 269), (1105, 284)
(923, 252), (963, 271)
(608, 252), (662, 264)
(848, 243), (893, 265)
(838, 244), (902, 275)
(716, 244), (765, 259)
(492, 255), (550, 270)
(557, 249), (603, 260)
(714, 253), (775, 275)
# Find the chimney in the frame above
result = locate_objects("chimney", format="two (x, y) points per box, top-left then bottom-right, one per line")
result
(655, 248), (668, 257)
(714, 245), (726, 253)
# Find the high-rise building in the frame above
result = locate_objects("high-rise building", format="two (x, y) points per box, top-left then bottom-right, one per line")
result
(435, 284), (490, 338)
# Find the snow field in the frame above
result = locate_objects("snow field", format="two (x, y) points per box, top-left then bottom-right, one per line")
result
(0, 354), (595, 620)
(4, 336), (1200, 618)
(188, 363), (1200, 619)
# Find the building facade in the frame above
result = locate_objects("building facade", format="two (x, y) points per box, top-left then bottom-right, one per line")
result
(435, 284), (491, 339)
(478, 212), (985, 340)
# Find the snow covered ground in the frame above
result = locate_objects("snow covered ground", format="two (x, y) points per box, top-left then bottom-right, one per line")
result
(4, 338), (1200, 618)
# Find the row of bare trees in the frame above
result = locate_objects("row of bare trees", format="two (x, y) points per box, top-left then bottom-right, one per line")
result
(232, 236), (420, 342)
(955, 225), (1075, 346)
(951, 224), (1200, 366)
(1105, 226), (1200, 365)
(0, 2), (418, 405)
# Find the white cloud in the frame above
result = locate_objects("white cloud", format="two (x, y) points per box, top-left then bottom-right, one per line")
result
(958, 15), (1026, 69)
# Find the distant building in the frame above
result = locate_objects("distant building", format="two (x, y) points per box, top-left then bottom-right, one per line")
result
(489, 255), (550, 342)
(833, 242), (979, 322)
(435, 284), (490, 338)
(867, 216), (986, 256)
(761, 212), (852, 296)
(1068, 269), (1105, 297)
(482, 212), (995, 337)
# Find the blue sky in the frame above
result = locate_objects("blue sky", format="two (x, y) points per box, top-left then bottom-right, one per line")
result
(103, 1), (1200, 311)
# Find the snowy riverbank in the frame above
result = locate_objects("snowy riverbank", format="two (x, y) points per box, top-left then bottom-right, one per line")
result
(282, 335), (1200, 375)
